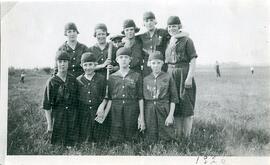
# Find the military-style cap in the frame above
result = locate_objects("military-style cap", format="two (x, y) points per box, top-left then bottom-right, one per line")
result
(148, 51), (164, 61)
(81, 52), (96, 64)
(64, 22), (79, 36)
(55, 51), (70, 61)
(109, 34), (125, 42)
(143, 11), (156, 20)
(116, 47), (132, 57)
(121, 19), (140, 34)
(94, 23), (110, 37)
(167, 16), (181, 25)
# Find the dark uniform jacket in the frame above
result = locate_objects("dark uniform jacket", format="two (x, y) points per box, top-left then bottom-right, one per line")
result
(55, 41), (88, 77)
(87, 43), (118, 76)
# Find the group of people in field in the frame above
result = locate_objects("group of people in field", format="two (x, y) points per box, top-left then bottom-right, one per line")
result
(42, 11), (198, 147)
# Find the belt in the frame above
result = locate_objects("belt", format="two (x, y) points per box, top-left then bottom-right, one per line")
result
(145, 99), (169, 103)
(145, 100), (169, 105)
(112, 98), (138, 101)
(80, 103), (99, 107)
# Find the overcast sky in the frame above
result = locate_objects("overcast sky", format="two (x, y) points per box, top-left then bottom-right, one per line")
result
(1, 0), (269, 68)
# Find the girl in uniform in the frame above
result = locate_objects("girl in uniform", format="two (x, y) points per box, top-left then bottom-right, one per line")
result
(143, 51), (179, 143)
(42, 51), (78, 146)
(55, 22), (88, 77)
(121, 19), (143, 74)
(97, 47), (145, 143)
(138, 11), (170, 77)
(76, 52), (109, 143)
(165, 16), (198, 139)
(88, 23), (118, 76)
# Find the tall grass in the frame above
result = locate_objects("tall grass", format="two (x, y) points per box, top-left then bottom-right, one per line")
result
(7, 67), (270, 155)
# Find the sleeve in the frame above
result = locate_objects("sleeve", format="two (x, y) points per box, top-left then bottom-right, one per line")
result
(186, 38), (198, 61)
(169, 76), (179, 103)
(87, 46), (93, 53)
(111, 45), (118, 67)
(136, 74), (143, 100)
(136, 34), (143, 42)
(42, 79), (54, 110)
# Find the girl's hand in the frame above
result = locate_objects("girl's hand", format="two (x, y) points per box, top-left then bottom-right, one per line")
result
(96, 108), (105, 124)
(184, 77), (192, 88)
(106, 64), (113, 71)
(165, 115), (174, 126)
(96, 111), (104, 119)
(138, 116), (146, 132)
(95, 115), (105, 124)
(102, 59), (112, 68)
(47, 125), (53, 133)
(96, 106), (105, 117)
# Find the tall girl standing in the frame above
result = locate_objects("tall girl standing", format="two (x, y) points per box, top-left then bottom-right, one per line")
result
(165, 16), (198, 139)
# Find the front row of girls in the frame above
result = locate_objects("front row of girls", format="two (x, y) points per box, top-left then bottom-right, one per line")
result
(42, 14), (197, 146)
(43, 47), (178, 146)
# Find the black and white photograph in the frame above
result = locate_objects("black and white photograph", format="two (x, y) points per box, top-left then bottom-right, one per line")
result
(1, 0), (270, 164)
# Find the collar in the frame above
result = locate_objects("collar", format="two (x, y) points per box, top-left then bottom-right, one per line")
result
(150, 71), (164, 79)
(65, 41), (81, 50)
(147, 28), (157, 38)
(54, 73), (71, 83)
(94, 42), (109, 51)
(114, 69), (132, 78)
(83, 72), (96, 81)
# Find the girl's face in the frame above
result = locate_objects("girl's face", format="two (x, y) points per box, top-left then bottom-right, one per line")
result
(144, 19), (156, 31)
(116, 55), (131, 68)
(57, 60), (69, 72)
(150, 59), (163, 74)
(82, 62), (96, 75)
(124, 27), (135, 39)
(95, 29), (107, 44)
(168, 24), (180, 36)
(66, 29), (78, 42)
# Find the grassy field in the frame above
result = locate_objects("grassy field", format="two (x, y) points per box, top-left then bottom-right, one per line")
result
(7, 67), (270, 155)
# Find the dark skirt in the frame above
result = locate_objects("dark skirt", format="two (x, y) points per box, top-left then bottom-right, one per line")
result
(144, 100), (176, 143)
(167, 64), (196, 117)
(77, 103), (110, 143)
(51, 105), (76, 146)
(110, 100), (140, 142)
